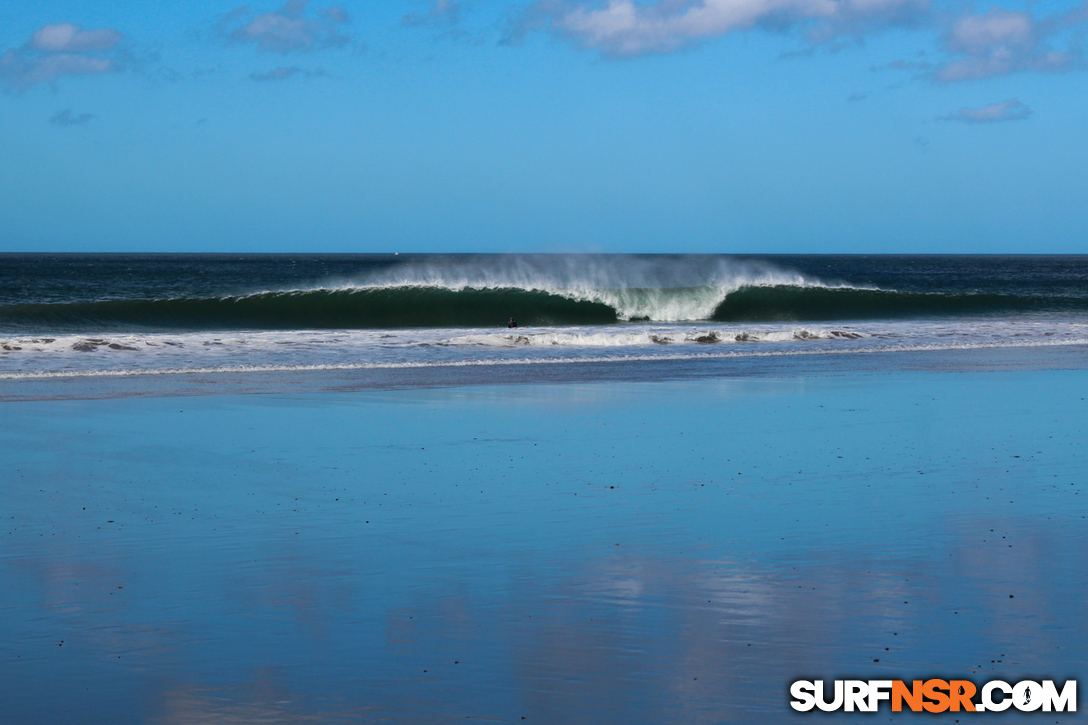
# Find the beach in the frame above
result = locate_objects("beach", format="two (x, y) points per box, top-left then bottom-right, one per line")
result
(3, 348), (1087, 723)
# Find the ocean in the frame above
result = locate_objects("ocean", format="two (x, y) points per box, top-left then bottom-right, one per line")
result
(2, 253), (1088, 381)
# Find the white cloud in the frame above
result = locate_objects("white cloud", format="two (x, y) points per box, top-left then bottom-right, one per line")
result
(219, 0), (352, 54)
(932, 5), (1086, 82)
(30, 23), (123, 53)
(511, 0), (929, 57)
(509, 0), (1088, 95)
(939, 98), (1032, 123)
(0, 23), (125, 91)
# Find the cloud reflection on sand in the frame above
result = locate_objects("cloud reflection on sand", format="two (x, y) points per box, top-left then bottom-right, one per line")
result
(4, 509), (1086, 723)
(4, 371), (1088, 723)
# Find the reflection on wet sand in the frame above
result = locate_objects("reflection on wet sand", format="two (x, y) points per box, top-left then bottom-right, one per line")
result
(3, 369), (1087, 723)
(6, 516), (1084, 723)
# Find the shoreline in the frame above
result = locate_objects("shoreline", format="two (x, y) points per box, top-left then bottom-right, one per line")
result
(1, 341), (1086, 402)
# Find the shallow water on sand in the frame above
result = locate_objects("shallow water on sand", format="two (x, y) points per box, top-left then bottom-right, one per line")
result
(2, 365), (1088, 723)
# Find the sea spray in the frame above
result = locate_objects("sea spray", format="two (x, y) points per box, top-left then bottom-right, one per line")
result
(3, 254), (1088, 378)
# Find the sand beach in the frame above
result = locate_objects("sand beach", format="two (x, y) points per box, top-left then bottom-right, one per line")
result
(3, 347), (1087, 723)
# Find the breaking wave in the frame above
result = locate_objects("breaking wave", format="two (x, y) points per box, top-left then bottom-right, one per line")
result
(2, 283), (1083, 332)
(2, 255), (1086, 332)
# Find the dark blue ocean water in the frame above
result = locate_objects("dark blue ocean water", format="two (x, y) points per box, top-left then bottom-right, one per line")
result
(1, 254), (1087, 379)
(2, 254), (1088, 328)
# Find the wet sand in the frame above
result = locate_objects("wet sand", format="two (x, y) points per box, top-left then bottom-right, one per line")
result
(3, 362), (1088, 723)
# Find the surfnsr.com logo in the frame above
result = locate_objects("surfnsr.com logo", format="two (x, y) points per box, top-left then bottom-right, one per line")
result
(790, 679), (1076, 713)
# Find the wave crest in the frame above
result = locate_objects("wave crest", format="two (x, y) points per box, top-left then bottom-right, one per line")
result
(2, 254), (1084, 332)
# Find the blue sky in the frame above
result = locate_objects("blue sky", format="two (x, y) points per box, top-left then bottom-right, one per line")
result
(1, 0), (1086, 253)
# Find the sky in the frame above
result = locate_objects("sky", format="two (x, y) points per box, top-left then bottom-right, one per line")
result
(1, 0), (1086, 253)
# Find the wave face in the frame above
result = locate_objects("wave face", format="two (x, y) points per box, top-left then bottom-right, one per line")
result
(0, 288), (619, 331)
(2, 254), (1088, 332)
(0, 255), (821, 330)
(5, 284), (1088, 331)
(710, 285), (1088, 321)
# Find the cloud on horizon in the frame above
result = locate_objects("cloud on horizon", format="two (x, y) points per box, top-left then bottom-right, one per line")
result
(218, 0), (352, 53)
(939, 98), (1032, 123)
(0, 23), (127, 91)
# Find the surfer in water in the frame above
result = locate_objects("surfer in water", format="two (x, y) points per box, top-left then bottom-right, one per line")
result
(507, 317), (518, 328)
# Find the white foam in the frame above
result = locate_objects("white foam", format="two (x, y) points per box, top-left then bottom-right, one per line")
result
(2, 336), (1086, 381)
(3, 320), (1086, 380)
(278, 255), (873, 322)
(444, 328), (858, 347)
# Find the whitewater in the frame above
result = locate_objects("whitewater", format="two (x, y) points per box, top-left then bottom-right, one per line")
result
(2, 253), (1087, 380)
